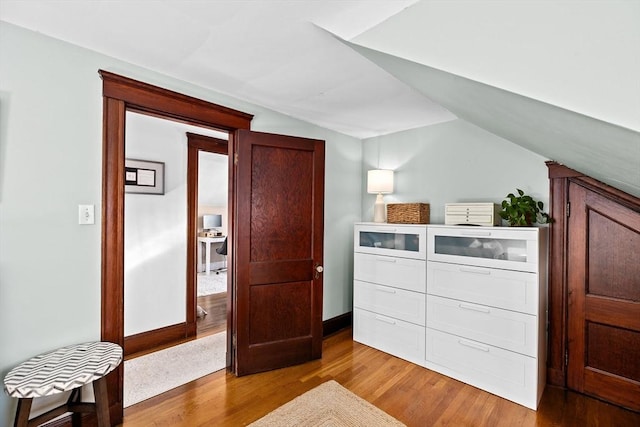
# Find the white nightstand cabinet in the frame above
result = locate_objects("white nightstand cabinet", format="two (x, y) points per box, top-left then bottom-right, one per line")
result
(425, 225), (548, 410)
(353, 223), (427, 366)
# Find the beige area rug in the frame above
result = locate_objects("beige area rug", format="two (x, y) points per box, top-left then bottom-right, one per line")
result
(197, 270), (227, 296)
(124, 332), (226, 407)
(249, 380), (406, 427)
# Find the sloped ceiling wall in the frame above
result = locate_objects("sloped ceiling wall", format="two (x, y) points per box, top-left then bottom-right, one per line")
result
(349, 42), (640, 198)
(347, 0), (640, 197)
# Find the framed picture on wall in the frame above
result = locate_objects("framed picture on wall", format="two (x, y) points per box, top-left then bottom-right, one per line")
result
(125, 159), (165, 195)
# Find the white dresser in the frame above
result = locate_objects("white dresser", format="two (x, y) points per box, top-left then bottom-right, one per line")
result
(352, 223), (548, 410)
(425, 225), (548, 409)
(353, 223), (428, 366)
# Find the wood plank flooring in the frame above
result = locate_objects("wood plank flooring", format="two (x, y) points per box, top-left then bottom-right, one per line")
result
(122, 328), (640, 426)
(196, 292), (226, 336)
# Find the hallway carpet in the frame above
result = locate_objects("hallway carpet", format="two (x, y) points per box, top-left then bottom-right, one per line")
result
(124, 331), (226, 407)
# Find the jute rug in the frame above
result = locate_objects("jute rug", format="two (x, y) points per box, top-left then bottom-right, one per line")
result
(124, 332), (226, 407)
(248, 380), (406, 426)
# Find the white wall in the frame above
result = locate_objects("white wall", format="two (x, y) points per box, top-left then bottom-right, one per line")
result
(198, 152), (228, 207)
(124, 112), (188, 336)
(362, 119), (549, 224)
(0, 22), (361, 424)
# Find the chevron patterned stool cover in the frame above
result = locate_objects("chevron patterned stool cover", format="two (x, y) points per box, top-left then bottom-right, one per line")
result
(4, 341), (122, 427)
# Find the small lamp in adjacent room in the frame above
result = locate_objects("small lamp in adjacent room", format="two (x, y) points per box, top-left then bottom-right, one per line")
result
(367, 169), (394, 223)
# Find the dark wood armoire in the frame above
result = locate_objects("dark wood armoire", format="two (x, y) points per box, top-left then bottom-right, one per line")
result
(546, 161), (640, 411)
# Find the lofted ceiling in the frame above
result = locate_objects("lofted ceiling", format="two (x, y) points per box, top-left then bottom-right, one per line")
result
(1, 0), (639, 196)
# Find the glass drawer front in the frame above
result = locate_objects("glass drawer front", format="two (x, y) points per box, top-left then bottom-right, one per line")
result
(355, 224), (427, 260)
(434, 235), (528, 262)
(359, 231), (420, 252)
(427, 226), (542, 272)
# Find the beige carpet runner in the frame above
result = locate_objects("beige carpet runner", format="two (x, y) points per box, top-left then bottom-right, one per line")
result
(248, 380), (406, 427)
(124, 332), (226, 407)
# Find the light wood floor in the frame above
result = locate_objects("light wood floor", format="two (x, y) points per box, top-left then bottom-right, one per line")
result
(122, 328), (640, 426)
(196, 291), (227, 337)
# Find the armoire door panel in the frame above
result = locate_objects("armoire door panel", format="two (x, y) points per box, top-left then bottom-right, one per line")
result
(587, 210), (640, 301)
(567, 182), (640, 411)
(585, 322), (640, 382)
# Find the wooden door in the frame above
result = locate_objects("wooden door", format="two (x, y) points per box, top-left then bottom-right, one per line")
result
(231, 129), (324, 375)
(567, 182), (640, 411)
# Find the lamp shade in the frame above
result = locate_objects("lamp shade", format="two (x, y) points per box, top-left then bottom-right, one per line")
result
(367, 169), (394, 194)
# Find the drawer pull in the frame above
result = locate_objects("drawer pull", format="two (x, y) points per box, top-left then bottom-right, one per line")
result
(375, 286), (397, 294)
(376, 257), (397, 263)
(459, 267), (491, 275)
(459, 303), (491, 313)
(460, 231), (492, 237)
(374, 315), (396, 325)
(458, 339), (490, 352)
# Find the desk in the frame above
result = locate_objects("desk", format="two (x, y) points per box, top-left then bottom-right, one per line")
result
(4, 341), (122, 427)
(198, 236), (226, 274)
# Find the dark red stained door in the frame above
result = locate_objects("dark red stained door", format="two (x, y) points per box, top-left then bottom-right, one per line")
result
(567, 182), (640, 411)
(232, 129), (324, 376)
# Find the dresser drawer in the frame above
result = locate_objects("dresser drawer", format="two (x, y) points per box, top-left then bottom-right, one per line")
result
(354, 280), (425, 326)
(427, 261), (538, 314)
(428, 226), (542, 272)
(427, 295), (537, 356)
(426, 328), (540, 409)
(355, 223), (427, 260)
(353, 308), (425, 366)
(354, 253), (426, 293)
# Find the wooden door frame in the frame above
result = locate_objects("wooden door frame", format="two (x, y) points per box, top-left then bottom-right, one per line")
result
(186, 133), (229, 337)
(100, 70), (252, 424)
(545, 161), (640, 388)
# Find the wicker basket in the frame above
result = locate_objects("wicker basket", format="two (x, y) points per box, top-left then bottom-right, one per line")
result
(386, 203), (430, 224)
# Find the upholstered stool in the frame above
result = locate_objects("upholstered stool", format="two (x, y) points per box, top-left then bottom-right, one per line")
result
(3, 341), (122, 427)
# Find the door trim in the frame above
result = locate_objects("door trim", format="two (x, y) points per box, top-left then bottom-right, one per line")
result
(546, 161), (640, 392)
(100, 70), (252, 424)
(566, 182), (640, 411)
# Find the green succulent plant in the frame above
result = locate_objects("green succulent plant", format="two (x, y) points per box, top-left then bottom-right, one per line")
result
(499, 188), (552, 226)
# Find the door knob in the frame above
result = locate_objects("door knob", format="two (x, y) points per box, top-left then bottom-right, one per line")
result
(314, 264), (324, 279)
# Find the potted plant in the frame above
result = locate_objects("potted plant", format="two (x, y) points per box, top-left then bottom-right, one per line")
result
(499, 188), (552, 226)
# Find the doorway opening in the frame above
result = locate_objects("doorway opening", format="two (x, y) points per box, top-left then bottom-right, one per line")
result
(101, 71), (325, 423)
(101, 69), (253, 423)
(188, 133), (229, 339)
(121, 114), (230, 407)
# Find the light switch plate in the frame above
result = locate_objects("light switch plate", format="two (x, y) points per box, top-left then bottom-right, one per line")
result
(78, 204), (95, 225)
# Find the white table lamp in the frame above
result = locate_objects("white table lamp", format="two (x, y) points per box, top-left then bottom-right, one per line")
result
(367, 169), (394, 222)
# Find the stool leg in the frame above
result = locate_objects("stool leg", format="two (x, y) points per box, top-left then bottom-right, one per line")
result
(69, 389), (82, 427)
(93, 377), (110, 427)
(13, 398), (32, 427)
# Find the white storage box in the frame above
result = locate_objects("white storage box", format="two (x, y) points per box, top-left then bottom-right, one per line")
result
(445, 203), (501, 226)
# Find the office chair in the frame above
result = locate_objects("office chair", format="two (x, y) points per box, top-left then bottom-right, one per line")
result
(214, 237), (227, 275)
